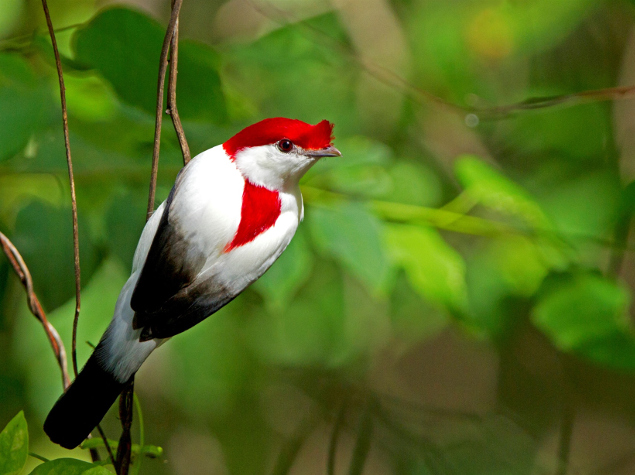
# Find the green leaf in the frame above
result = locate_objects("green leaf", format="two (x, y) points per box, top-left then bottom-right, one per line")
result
(308, 203), (390, 295)
(454, 155), (548, 227)
(321, 160), (393, 199)
(29, 459), (106, 475)
(385, 224), (467, 313)
(304, 136), (394, 199)
(405, 0), (597, 104)
(488, 235), (553, 297)
(539, 169), (621, 239)
(306, 137), (441, 206)
(0, 53), (51, 161)
(11, 201), (102, 312)
(307, 136), (393, 177)
(80, 468), (113, 475)
(0, 0), (22, 38)
(228, 12), (359, 131)
(0, 411), (28, 475)
(32, 35), (93, 74)
(105, 191), (147, 268)
(176, 39), (227, 124)
(63, 75), (118, 122)
(73, 8), (160, 115)
(533, 272), (635, 371)
(464, 234), (567, 339)
(73, 7), (226, 123)
(384, 161), (443, 207)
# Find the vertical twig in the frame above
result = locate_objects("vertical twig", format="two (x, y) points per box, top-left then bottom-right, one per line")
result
(556, 359), (575, 475)
(607, 186), (634, 278)
(96, 424), (116, 468)
(146, 0), (186, 219)
(557, 386), (575, 475)
(40, 0), (81, 379)
(131, 393), (145, 475)
(348, 401), (374, 475)
(116, 379), (135, 475)
(117, 2), (188, 474)
(327, 400), (347, 475)
(557, 401), (575, 475)
(117, 379), (134, 475)
(270, 419), (315, 475)
(1, 233), (108, 464)
(40, 2), (114, 467)
(166, 0), (191, 166)
(0, 232), (70, 389)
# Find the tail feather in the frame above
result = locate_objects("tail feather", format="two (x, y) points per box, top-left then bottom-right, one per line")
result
(44, 352), (127, 449)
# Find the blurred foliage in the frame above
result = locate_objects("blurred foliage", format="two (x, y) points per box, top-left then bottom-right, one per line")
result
(0, 411), (28, 475)
(2, 0), (635, 474)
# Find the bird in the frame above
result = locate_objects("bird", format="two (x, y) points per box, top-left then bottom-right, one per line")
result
(44, 117), (340, 449)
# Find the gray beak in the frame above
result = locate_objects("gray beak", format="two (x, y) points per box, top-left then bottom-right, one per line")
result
(304, 146), (342, 158)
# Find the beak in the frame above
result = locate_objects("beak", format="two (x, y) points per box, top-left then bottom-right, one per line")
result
(304, 146), (342, 158)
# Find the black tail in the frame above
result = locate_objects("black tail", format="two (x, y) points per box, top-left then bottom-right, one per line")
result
(44, 352), (127, 449)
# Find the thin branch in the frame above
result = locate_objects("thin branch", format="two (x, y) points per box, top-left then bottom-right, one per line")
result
(607, 189), (634, 278)
(249, 0), (635, 120)
(0, 232), (70, 389)
(147, 0), (185, 219)
(41, 3), (115, 467)
(244, 0), (456, 112)
(117, 2), (187, 473)
(116, 379), (135, 475)
(29, 452), (50, 463)
(557, 401), (575, 475)
(348, 401), (374, 475)
(166, 4), (191, 166)
(40, 0), (81, 379)
(131, 393), (145, 475)
(270, 413), (320, 475)
(301, 186), (518, 237)
(327, 401), (347, 475)
(0, 22), (85, 49)
(557, 362), (576, 475)
(0, 204), (114, 468)
(96, 424), (117, 470)
(471, 84), (635, 120)
(301, 185), (635, 255)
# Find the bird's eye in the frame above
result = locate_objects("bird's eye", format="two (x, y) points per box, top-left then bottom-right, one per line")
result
(277, 139), (293, 153)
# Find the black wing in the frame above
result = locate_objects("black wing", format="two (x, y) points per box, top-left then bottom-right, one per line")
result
(130, 187), (238, 341)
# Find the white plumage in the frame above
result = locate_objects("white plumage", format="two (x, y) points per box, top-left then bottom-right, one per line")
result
(44, 117), (339, 449)
(98, 144), (305, 382)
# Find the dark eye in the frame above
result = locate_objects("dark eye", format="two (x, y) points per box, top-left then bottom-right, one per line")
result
(277, 139), (293, 153)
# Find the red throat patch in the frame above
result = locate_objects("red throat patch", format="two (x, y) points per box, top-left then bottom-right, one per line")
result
(224, 180), (281, 252)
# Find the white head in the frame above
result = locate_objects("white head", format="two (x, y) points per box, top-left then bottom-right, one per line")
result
(223, 118), (341, 191)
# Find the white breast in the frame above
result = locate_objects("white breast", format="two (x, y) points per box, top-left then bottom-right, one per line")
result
(210, 190), (301, 292)
(173, 146), (302, 289)
(98, 146), (303, 382)
(170, 145), (244, 257)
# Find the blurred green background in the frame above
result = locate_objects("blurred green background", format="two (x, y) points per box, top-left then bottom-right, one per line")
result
(2, 0), (635, 473)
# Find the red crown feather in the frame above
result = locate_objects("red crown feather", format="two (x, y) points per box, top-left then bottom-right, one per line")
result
(223, 118), (335, 159)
